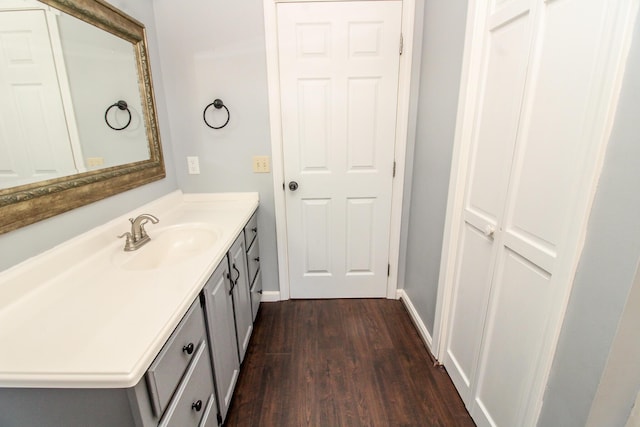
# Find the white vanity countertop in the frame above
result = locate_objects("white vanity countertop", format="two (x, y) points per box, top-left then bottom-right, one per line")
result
(0, 191), (258, 388)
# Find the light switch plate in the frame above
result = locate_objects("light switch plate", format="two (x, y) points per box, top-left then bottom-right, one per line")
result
(187, 156), (200, 174)
(252, 156), (270, 173)
(86, 157), (104, 167)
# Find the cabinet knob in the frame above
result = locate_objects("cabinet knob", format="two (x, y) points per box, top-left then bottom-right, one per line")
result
(254, 256), (260, 262)
(251, 227), (257, 233)
(192, 400), (203, 412)
(182, 343), (194, 355)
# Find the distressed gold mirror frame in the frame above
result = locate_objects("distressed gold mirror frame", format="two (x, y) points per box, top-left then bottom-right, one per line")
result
(0, 0), (165, 235)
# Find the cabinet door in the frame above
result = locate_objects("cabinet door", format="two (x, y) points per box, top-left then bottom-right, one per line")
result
(202, 259), (239, 423)
(229, 234), (253, 363)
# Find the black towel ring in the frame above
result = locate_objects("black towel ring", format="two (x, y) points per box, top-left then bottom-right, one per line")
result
(105, 100), (132, 131)
(203, 98), (230, 129)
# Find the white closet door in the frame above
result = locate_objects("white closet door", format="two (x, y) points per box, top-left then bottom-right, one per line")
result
(442, 0), (535, 404)
(443, 0), (638, 426)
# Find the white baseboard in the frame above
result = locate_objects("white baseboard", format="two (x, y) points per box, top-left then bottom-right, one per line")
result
(398, 289), (433, 353)
(261, 291), (281, 302)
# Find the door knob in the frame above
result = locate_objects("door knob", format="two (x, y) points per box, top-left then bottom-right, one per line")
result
(288, 181), (299, 191)
(484, 225), (495, 238)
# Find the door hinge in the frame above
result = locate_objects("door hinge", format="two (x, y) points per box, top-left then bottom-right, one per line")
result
(393, 161), (396, 178)
(399, 33), (403, 55)
(388, 263), (391, 277)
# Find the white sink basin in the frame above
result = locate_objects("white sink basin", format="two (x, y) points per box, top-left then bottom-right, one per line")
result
(113, 223), (220, 271)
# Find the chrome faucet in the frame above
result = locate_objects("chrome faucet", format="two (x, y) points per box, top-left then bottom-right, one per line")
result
(118, 214), (159, 251)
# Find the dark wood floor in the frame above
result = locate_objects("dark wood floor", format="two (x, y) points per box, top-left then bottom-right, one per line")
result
(225, 299), (475, 426)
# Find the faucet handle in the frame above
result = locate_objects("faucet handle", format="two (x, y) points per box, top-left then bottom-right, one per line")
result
(118, 232), (135, 251)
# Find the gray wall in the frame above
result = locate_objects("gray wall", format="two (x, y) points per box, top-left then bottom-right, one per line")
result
(402, 0), (468, 333)
(538, 11), (640, 426)
(0, 0), (178, 272)
(152, 0), (278, 293)
(586, 260), (640, 427)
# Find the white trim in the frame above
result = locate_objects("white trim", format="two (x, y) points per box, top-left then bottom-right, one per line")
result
(432, 0), (485, 360)
(44, 7), (85, 173)
(387, 0), (416, 299)
(260, 291), (281, 302)
(263, 0), (291, 300)
(395, 0), (425, 295)
(263, 0), (416, 301)
(398, 289), (433, 353)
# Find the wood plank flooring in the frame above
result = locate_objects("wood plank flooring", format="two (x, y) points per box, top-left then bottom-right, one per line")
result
(224, 299), (475, 426)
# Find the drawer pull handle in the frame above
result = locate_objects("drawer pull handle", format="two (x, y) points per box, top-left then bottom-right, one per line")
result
(182, 343), (195, 355)
(192, 400), (203, 412)
(232, 263), (240, 285)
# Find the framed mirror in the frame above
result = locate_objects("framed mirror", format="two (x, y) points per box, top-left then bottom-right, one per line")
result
(0, 0), (165, 234)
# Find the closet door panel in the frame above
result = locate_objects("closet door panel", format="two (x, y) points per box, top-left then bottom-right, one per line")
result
(443, 3), (534, 407)
(472, 249), (553, 427)
(504, 0), (611, 255)
(464, 10), (531, 224)
(444, 224), (495, 401)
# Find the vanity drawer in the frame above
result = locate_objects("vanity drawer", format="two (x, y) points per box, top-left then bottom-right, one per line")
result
(146, 300), (206, 416)
(247, 235), (260, 285)
(243, 211), (258, 249)
(250, 269), (262, 321)
(158, 343), (215, 427)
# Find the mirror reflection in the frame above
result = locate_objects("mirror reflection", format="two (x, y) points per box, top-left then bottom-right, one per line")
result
(0, 0), (149, 190)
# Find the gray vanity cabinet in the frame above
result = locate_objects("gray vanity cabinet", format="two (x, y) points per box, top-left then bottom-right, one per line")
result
(0, 299), (217, 427)
(0, 211), (261, 427)
(201, 258), (240, 422)
(132, 299), (218, 427)
(228, 233), (253, 363)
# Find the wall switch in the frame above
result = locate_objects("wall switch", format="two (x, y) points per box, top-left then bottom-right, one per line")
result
(187, 156), (200, 174)
(86, 157), (104, 167)
(252, 156), (270, 173)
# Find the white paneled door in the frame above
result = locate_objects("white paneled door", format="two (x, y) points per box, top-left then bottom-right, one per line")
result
(0, 10), (79, 188)
(277, 1), (402, 298)
(442, 0), (638, 426)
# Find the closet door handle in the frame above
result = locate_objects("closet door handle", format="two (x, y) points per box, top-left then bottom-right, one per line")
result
(288, 181), (299, 191)
(484, 225), (496, 238)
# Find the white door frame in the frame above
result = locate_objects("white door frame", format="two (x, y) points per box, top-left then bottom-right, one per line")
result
(432, 0), (639, 424)
(263, 0), (416, 300)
